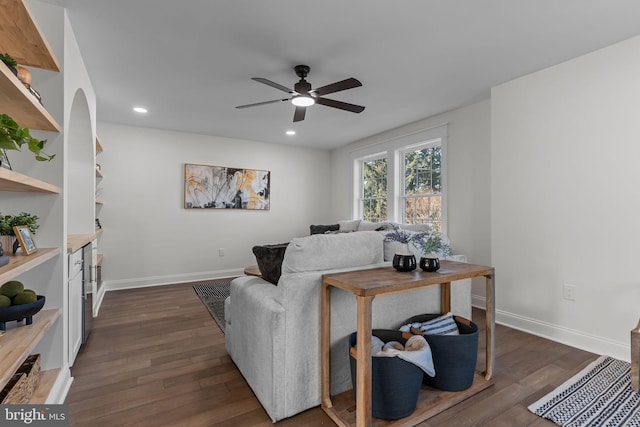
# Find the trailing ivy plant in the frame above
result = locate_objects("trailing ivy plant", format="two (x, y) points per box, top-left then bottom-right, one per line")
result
(0, 114), (55, 161)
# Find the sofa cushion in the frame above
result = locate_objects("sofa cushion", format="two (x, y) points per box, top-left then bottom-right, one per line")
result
(387, 221), (433, 232)
(252, 243), (289, 285)
(281, 231), (384, 274)
(338, 219), (361, 232)
(309, 224), (340, 235)
(357, 221), (390, 231)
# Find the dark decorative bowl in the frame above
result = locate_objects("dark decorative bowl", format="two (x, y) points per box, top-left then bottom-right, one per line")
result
(419, 257), (440, 272)
(393, 253), (417, 272)
(0, 295), (45, 330)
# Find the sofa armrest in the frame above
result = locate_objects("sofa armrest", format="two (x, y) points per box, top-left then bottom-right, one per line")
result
(225, 276), (286, 420)
(226, 276), (284, 356)
(228, 276), (284, 321)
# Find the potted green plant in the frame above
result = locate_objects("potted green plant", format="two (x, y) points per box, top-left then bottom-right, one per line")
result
(0, 53), (18, 76)
(0, 212), (39, 254)
(0, 114), (55, 164)
(416, 232), (450, 258)
(415, 231), (450, 272)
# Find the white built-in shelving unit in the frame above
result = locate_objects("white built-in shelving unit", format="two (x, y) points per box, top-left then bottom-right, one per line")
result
(0, 0), (62, 402)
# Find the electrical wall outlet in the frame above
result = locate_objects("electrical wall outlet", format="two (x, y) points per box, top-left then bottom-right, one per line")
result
(219, 248), (225, 257)
(563, 284), (577, 301)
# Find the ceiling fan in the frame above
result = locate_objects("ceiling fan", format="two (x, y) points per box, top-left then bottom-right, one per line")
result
(236, 65), (365, 122)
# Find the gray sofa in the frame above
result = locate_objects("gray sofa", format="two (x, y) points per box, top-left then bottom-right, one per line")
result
(224, 231), (471, 422)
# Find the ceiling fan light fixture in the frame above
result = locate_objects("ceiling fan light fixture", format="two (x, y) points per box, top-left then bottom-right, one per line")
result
(237, 65), (365, 122)
(291, 95), (315, 107)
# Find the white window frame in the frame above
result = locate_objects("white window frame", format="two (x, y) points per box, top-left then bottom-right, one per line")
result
(399, 139), (446, 230)
(358, 152), (388, 223)
(350, 124), (448, 233)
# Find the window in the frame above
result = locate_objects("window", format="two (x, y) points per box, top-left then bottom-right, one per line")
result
(362, 157), (387, 222)
(351, 124), (447, 232)
(402, 143), (443, 230)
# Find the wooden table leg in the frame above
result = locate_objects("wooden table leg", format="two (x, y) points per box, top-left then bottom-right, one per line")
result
(441, 281), (451, 312)
(484, 274), (495, 380)
(321, 282), (332, 409)
(355, 295), (374, 427)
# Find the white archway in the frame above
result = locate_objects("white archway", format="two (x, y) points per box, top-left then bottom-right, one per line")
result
(67, 89), (95, 234)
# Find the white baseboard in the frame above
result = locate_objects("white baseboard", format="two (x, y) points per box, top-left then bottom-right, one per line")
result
(471, 294), (630, 362)
(102, 268), (244, 293)
(471, 294), (486, 310)
(47, 367), (72, 404)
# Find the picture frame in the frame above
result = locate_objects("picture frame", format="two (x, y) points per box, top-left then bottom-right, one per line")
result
(13, 225), (37, 255)
(184, 163), (270, 210)
(0, 149), (12, 170)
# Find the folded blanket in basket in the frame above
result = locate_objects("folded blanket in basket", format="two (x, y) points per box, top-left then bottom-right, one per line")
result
(399, 312), (460, 336)
(371, 335), (435, 377)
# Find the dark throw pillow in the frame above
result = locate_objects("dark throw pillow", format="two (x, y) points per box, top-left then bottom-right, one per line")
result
(252, 243), (289, 285)
(309, 224), (340, 235)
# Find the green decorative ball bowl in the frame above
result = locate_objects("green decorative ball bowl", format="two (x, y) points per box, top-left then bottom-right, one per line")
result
(0, 295), (45, 330)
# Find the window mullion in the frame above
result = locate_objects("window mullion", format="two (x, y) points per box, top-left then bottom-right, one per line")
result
(350, 124), (447, 229)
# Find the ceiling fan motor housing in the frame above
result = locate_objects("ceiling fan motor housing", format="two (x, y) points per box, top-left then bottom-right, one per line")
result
(294, 64), (311, 79)
(294, 80), (312, 95)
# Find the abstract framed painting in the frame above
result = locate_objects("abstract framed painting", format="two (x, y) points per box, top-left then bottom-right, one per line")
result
(184, 163), (270, 210)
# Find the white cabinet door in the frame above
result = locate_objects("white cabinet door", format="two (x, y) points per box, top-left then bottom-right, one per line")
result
(69, 250), (83, 366)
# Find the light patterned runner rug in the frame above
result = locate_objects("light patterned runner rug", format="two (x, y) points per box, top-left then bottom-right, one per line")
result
(529, 356), (640, 426)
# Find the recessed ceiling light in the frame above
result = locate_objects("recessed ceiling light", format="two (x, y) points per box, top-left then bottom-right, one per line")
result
(133, 106), (148, 113)
(286, 130), (296, 135)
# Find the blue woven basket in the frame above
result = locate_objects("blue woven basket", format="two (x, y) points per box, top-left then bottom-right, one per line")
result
(349, 329), (423, 420)
(404, 313), (479, 391)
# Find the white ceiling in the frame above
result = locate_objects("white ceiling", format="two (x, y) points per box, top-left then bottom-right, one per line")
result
(41, 0), (640, 149)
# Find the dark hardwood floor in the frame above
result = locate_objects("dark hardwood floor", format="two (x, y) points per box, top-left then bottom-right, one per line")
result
(65, 281), (597, 426)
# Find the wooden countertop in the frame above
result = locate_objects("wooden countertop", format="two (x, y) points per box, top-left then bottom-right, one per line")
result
(67, 229), (102, 253)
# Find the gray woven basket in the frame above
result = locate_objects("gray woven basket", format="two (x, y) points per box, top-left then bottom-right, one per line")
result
(404, 313), (479, 391)
(349, 329), (423, 420)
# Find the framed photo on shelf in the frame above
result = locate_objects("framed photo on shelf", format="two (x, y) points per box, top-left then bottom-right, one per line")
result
(0, 149), (11, 170)
(13, 225), (37, 255)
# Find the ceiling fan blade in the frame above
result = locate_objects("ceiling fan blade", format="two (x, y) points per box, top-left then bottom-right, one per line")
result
(316, 97), (365, 113)
(313, 78), (362, 96)
(293, 106), (306, 122)
(252, 77), (294, 93)
(236, 98), (289, 109)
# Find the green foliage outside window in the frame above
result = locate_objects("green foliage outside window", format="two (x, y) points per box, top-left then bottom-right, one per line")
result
(362, 158), (387, 222)
(404, 146), (441, 195)
(404, 146), (442, 230)
(360, 144), (443, 230)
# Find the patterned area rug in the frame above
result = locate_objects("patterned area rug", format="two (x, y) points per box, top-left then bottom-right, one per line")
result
(193, 279), (232, 333)
(529, 356), (640, 426)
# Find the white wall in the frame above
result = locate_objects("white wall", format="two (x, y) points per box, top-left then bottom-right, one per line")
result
(329, 100), (492, 299)
(96, 123), (331, 289)
(491, 35), (640, 361)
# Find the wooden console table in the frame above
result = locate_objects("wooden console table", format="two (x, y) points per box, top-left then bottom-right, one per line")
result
(243, 265), (261, 277)
(321, 260), (495, 427)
